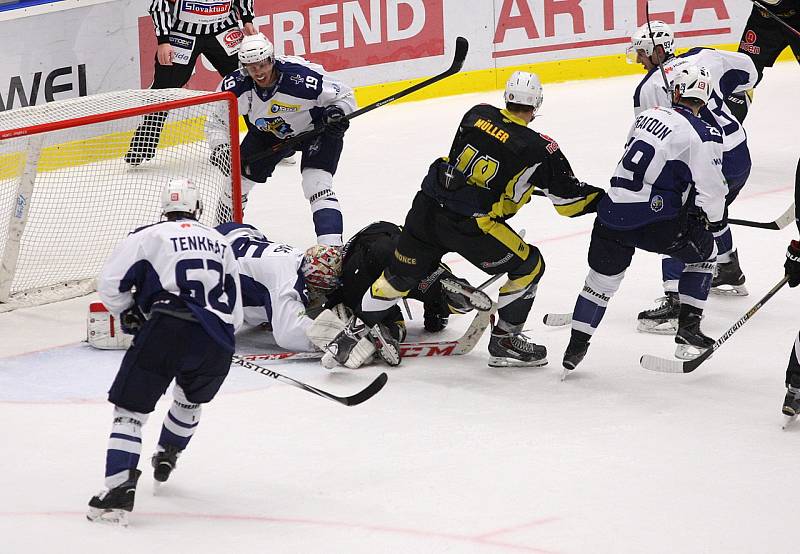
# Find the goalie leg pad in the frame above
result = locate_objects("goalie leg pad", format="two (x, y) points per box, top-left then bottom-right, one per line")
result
(306, 308), (349, 350)
(87, 303), (132, 350)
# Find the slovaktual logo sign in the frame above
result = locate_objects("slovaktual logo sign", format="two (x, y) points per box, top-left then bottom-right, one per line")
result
(138, 0), (445, 90)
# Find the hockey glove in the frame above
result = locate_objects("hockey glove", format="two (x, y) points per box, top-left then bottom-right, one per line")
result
(694, 208), (726, 233)
(210, 143), (231, 177)
(322, 105), (349, 138)
(120, 306), (145, 335)
(785, 240), (800, 288)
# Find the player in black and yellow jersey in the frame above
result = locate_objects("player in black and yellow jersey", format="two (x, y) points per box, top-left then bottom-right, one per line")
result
(325, 71), (605, 369)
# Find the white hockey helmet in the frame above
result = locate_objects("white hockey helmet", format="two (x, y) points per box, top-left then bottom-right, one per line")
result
(626, 20), (675, 63)
(671, 64), (712, 105)
(238, 33), (274, 65)
(161, 178), (203, 218)
(301, 245), (342, 292)
(504, 71), (543, 112)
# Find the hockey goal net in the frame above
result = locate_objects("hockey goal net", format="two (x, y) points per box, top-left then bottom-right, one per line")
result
(0, 89), (242, 311)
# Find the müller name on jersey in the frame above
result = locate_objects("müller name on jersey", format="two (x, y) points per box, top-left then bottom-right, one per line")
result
(169, 235), (228, 255)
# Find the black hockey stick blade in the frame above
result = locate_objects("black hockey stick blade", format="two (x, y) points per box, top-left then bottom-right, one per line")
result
(244, 37), (469, 167)
(728, 202), (796, 230)
(639, 275), (789, 374)
(232, 355), (388, 406)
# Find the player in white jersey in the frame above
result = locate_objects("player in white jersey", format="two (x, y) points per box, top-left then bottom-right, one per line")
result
(561, 65), (726, 376)
(208, 33), (357, 247)
(87, 179), (243, 527)
(216, 222), (342, 352)
(628, 21), (759, 331)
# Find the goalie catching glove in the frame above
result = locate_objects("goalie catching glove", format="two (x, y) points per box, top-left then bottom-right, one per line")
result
(210, 143), (232, 177)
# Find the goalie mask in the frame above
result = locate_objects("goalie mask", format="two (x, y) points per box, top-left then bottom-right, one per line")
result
(626, 20), (674, 64)
(161, 178), (203, 219)
(301, 245), (342, 292)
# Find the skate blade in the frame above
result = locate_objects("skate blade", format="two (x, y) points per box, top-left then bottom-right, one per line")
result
(674, 343), (709, 361)
(488, 356), (547, 368)
(636, 319), (678, 335)
(441, 278), (493, 312)
(782, 415), (797, 430)
(710, 284), (749, 296)
(560, 367), (572, 381)
(86, 507), (129, 527)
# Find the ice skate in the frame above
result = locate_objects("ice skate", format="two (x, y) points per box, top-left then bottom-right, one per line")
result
(278, 153), (297, 165)
(86, 469), (141, 527)
(488, 327), (547, 368)
(440, 277), (493, 312)
(561, 333), (590, 380)
(782, 387), (800, 417)
(369, 323), (401, 366)
(124, 144), (156, 166)
(674, 309), (714, 360)
(711, 251), (748, 296)
(636, 292), (679, 334)
(152, 445), (181, 483)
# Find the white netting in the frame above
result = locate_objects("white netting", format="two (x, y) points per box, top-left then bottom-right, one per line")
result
(0, 89), (239, 310)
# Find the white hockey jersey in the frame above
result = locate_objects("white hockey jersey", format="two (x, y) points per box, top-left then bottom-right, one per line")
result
(633, 48), (758, 153)
(217, 223), (315, 352)
(207, 56), (356, 149)
(598, 105), (727, 231)
(97, 219), (243, 351)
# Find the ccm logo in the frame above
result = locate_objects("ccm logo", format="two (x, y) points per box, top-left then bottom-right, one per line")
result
(401, 343), (457, 357)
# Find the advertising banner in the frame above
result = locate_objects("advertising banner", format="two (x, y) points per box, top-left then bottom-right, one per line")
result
(0, 0), (754, 113)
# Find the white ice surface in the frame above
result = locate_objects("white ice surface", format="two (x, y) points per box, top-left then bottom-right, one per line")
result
(1, 63), (799, 554)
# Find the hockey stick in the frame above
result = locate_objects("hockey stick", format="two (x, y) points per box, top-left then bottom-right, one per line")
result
(645, 2), (672, 93)
(749, 0), (800, 39)
(639, 275), (789, 374)
(728, 202), (796, 230)
(243, 37), (469, 168)
(241, 305), (495, 363)
(232, 355), (387, 406)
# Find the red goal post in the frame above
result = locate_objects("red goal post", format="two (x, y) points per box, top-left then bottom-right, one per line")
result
(0, 89), (242, 311)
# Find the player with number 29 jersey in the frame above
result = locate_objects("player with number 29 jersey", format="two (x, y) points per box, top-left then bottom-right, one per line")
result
(599, 104), (727, 230)
(97, 219), (243, 352)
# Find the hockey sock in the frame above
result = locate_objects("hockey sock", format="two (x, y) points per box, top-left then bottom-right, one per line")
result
(571, 269), (624, 337)
(787, 332), (800, 389)
(713, 225), (735, 263)
(105, 407), (149, 489)
(301, 168), (343, 246)
(661, 256), (684, 294)
(359, 271), (410, 326)
(157, 385), (201, 452)
(678, 261), (715, 309)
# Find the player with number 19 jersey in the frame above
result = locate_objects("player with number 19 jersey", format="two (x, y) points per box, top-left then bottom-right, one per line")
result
(599, 105), (727, 230)
(208, 56), (356, 147)
(97, 219), (243, 352)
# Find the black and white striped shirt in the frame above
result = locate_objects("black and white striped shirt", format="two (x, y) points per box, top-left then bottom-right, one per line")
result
(149, 0), (255, 44)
